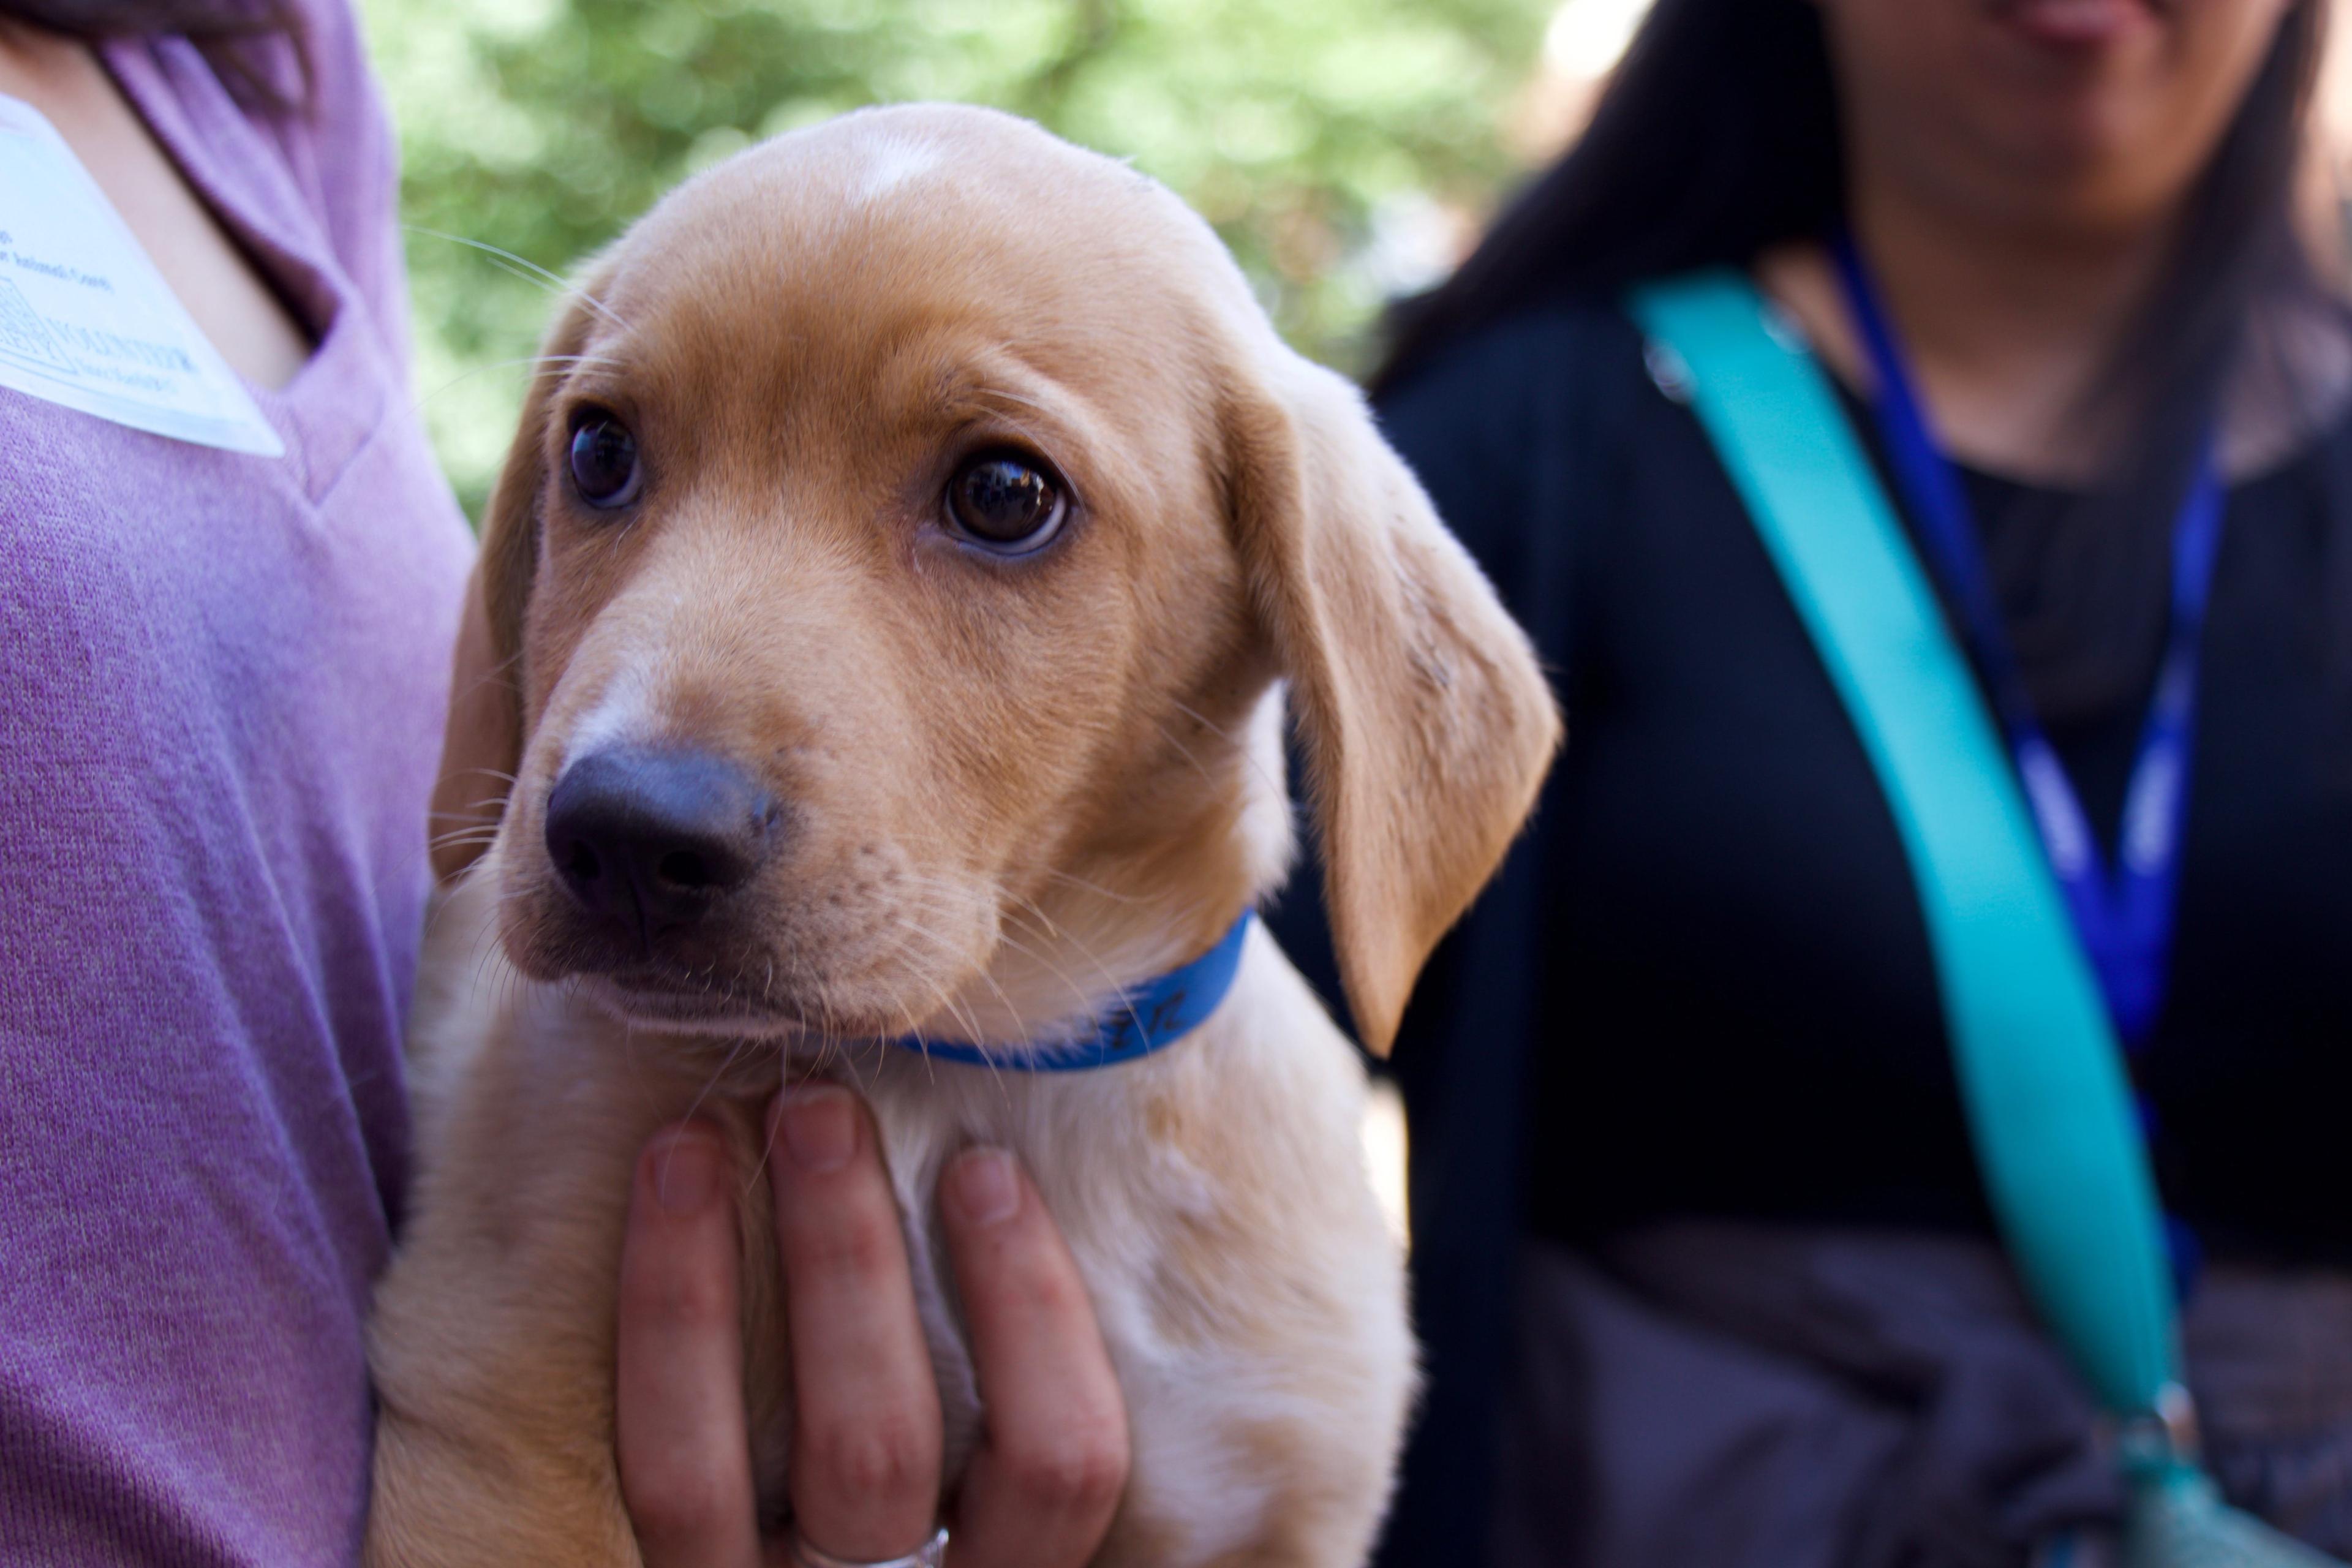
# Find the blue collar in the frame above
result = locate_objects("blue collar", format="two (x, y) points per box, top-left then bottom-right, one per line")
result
(889, 912), (1254, 1071)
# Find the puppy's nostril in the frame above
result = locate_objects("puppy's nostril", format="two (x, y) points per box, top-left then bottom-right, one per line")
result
(563, 840), (603, 884)
(655, 849), (710, 891)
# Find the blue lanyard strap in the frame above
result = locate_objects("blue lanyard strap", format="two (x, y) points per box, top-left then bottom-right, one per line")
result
(1832, 234), (2226, 1046)
(889, 911), (1253, 1071)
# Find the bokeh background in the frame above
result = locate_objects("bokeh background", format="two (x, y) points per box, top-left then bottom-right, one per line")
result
(356, 0), (2352, 520)
(352, 0), (1671, 516)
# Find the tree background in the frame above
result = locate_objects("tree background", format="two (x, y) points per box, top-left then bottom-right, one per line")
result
(354, 0), (1598, 517)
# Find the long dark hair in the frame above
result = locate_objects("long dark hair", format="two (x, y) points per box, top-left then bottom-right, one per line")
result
(1380, 0), (2332, 719)
(0, 0), (306, 110)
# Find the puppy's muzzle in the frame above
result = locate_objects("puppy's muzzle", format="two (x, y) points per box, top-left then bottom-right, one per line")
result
(543, 745), (777, 951)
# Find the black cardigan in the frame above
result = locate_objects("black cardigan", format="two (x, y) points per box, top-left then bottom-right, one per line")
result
(1267, 297), (2352, 1564)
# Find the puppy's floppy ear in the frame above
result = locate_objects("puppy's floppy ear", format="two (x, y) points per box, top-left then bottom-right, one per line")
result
(427, 281), (605, 883)
(1226, 356), (1561, 1054)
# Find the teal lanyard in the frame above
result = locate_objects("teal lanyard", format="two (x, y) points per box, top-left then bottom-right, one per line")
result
(1629, 267), (2344, 1567)
(1626, 269), (2179, 1420)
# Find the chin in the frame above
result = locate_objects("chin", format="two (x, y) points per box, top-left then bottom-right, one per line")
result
(573, 973), (807, 1044)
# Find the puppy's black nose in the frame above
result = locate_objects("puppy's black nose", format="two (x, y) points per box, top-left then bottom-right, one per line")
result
(543, 747), (775, 937)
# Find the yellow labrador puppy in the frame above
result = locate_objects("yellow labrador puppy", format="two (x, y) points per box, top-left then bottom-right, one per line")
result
(368, 105), (1558, 1567)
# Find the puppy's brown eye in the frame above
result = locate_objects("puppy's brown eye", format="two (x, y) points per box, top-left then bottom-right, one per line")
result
(947, 455), (1065, 551)
(568, 413), (641, 509)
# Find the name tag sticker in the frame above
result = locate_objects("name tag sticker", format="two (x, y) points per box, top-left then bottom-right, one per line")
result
(0, 92), (283, 456)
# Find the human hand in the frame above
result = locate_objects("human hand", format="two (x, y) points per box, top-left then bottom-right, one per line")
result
(614, 1083), (1131, 1567)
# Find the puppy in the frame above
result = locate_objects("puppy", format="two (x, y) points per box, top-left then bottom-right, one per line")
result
(367, 104), (1558, 1567)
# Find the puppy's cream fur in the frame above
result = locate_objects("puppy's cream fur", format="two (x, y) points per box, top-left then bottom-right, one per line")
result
(368, 105), (1559, 1566)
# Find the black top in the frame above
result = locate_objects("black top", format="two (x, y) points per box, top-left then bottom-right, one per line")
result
(1265, 296), (2352, 1565)
(1303, 295), (2352, 1257)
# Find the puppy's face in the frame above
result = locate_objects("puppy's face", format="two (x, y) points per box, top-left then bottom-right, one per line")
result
(439, 106), (1559, 1055)
(492, 116), (1261, 1039)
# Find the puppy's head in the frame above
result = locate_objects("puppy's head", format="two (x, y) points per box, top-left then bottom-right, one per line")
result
(434, 105), (1557, 1054)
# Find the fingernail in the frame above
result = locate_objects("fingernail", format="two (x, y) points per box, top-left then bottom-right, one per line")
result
(946, 1147), (1020, 1227)
(778, 1084), (856, 1175)
(647, 1129), (720, 1215)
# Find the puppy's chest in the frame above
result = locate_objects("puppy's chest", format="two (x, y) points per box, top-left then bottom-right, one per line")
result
(747, 1061), (1280, 1553)
(877, 1071), (1221, 1460)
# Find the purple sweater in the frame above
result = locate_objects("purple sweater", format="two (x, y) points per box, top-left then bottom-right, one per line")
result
(0, 11), (471, 1563)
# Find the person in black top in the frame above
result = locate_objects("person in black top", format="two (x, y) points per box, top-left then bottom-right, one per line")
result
(1265, 1), (2352, 1563)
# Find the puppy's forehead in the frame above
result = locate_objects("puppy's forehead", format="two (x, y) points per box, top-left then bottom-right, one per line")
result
(600, 105), (1254, 358)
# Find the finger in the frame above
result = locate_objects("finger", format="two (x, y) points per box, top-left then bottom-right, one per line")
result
(616, 1125), (764, 1568)
(769, 1084), (943, 1561)
(938, 1147), (1129, 1568)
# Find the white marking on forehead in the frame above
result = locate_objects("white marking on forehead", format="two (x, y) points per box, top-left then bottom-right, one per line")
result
(560, 664), (659, 775)
(854, 134), (944, 205)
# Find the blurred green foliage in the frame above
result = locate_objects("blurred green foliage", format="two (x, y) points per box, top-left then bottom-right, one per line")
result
(356, 0), (1556, 518)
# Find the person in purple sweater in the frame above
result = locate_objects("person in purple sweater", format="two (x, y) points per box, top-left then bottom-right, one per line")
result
(0, 4), (1126, 1565)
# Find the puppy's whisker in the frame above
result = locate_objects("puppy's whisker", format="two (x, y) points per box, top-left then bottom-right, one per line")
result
(414, 353), (625, 410)
(885, 872), (1112, 1028)
(881, 931), (1012, 1099)
(674, 1035), (748, 1153)
(426, 785), (515, 835)
(834, 1025), (878, 1096)
(875, 919), (1000, 1050)
(876, 916), (1017, 1061)
(879, 986), (959, 1091)
(447, 649), (527, 717)
(421, 887), (472, 944)
(891, 908), (1020, 1033)
(400, 227), (630, 330)
(998, 895), (1138, 1020)
(1167, 694), (1287, 802)
(744, 1098), (783, 1197)
(466, 926), (503, 998)
(807, 984), (864, 1092)
(435, 766), (519, 790)
(989, 927), (1114, 1017)
(437, 771), (519, 799)
(1147, 717), (1221, 790)
(979, 929), (1110, 1042)
(876, 876), (1133, 1063)
(1035, 867), (1146, 907)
